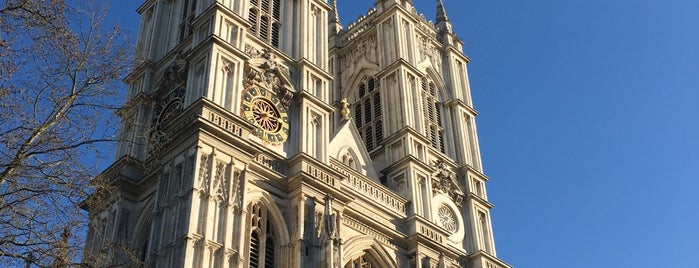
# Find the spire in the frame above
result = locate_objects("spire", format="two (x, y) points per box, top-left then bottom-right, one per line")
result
(436, 0), (449, 23)
(329, 0), (343, 35)
(435, 0), (454, 38)
(330, 0), (341, 24)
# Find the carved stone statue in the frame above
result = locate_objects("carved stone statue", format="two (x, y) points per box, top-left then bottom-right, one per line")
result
(340, 98), (351, 121)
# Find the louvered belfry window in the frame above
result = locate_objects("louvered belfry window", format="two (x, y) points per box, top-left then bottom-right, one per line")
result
(248, 0), (281, 47)
(248, 203), (276, 268)
(353, 77), (383, 151)
(422, 79), (445, 153)
(178, 0), (198, 42)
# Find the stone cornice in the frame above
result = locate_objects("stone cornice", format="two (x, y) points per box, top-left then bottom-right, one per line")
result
(458, 164), (490, 182)
(295, 58), (334, 80)
(444, 98), (479, 116)
(206, 2), (250, 29)
(468, 193), (494, 209)
(374, 58), (421, 78)
(294, 90), (335, 113)
(124, 58), (156, 83)
(136, 0), (155, 14)
(380, 126), (427, 147)
(468, 250), (513, 268)
(443, 44), (472, 64)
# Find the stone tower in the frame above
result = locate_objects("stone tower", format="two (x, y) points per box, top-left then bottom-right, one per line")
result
(84, 0), (511, 267)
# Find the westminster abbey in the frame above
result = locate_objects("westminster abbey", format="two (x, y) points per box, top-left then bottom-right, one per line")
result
(84, 0), (511, 267)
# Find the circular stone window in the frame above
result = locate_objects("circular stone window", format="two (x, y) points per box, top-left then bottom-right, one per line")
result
(437, 205), (457, 233)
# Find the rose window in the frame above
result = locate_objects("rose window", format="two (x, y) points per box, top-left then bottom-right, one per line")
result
(437, 205), (457, 233)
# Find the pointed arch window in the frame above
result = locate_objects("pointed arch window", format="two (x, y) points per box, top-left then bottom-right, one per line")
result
(342, 150), (358, 171)
(248, 0), (282, 48)
(136, 218), (153, 265)
(248, 203), (276, 268)
(422, 78), (445, 153)
(353, 77), (383, 151)
(344, 251), (380, 268)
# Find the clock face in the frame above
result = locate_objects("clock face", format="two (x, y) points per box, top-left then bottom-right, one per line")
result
(241, 87), (289, 144)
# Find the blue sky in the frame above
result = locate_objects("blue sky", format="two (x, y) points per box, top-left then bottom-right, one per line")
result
(109, 1), (699, 267)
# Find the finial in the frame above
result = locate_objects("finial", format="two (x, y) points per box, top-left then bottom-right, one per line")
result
(329, 0), (343, 35)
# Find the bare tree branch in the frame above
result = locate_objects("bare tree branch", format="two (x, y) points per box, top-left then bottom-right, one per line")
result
(0, 0), (136, 266)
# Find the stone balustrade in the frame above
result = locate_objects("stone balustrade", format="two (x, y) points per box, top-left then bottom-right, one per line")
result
(330, 160), (408, 217)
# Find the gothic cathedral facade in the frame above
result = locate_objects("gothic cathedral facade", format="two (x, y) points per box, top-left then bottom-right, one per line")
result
(84, 0), (511, 267)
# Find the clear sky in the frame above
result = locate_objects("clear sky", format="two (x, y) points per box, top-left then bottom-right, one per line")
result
(109, 1), (699, 267)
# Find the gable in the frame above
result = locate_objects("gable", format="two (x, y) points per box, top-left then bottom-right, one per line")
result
(327, 120), (380, 181)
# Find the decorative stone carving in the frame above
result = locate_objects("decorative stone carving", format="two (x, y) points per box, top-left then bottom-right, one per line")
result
(198, 154), (210, 193)
(431, 160), (464, 205)
(154, 51), (189, 93)
(340, 98), (351, 121)
(344, 35), (377, 64)
(213, 161), (226, 201)
(303, 198), (317, 241)
(315, 211), (324, 239)
(311, 113), (321, 126)
(230, 170), (242, 210)
(226, 249), (238, 266)
(206, 240), (222, 255)
(339, 35), (378, 88)
(191, 234), (204, 249)
(244, 46), (295, 105)
(323, 195), (337, 238)
(418, 35), (435, 62)
(417, 34), (443, 71)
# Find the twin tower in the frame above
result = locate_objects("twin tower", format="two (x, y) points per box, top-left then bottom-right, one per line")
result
(85, 0), (512, 267)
